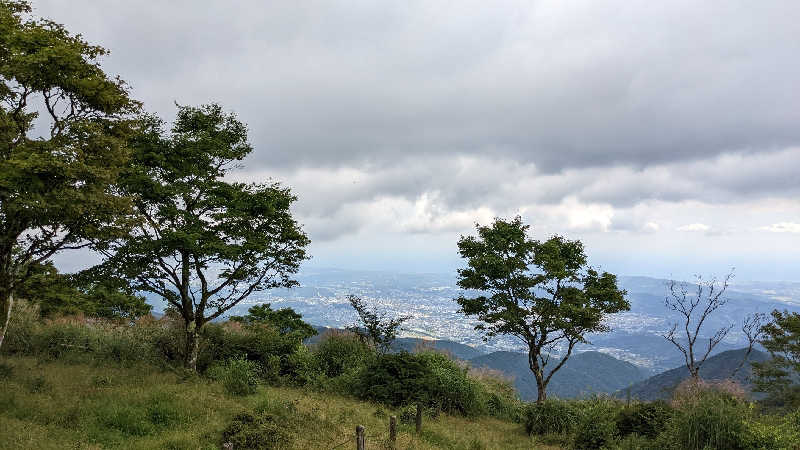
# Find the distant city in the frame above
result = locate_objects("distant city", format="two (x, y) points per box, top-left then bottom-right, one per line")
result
(149, 268), (800, 373)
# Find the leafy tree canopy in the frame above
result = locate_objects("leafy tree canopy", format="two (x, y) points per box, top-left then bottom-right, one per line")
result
(455, 216), (629, 402)
(101, 103), (310, 369)
(230, 303), (317, 340)
(753, 310), (800, 408)
(0, 0), (139, 348)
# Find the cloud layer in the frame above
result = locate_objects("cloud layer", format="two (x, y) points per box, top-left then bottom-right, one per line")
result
(34, 0), (800, 278)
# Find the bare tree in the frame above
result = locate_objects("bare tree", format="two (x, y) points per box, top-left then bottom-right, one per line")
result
(730, 312), (767, 377)
(663, 271), (735, 380)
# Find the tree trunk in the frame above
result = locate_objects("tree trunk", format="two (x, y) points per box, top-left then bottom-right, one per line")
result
(535, 375), (547, 403)
(185, 319), (200, 371)
(0, 291), (12, 352)
(529, 349), (547, 403)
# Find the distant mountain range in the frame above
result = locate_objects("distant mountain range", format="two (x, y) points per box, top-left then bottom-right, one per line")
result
(617, 348), (770, 401)
(468, 350), (649, 401)
(144, 268), (796, 401)
(210, 268), (800, 373)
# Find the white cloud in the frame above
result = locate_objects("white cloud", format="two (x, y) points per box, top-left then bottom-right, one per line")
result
(677, 223), (711, 232)
(643, 222), (661, 233)
(760, 222), (800, 233)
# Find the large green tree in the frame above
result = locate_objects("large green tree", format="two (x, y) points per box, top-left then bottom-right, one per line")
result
(102, 103), (310, 369)
(0, 1), (138, 349)
(753, 310), (800, 408)
(455, 217), (629, 402)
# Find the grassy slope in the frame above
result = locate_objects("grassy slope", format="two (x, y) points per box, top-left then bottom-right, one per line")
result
(0, 356), (555, 450)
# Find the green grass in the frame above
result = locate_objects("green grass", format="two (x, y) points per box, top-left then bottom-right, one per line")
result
(0, 355), (554, 449)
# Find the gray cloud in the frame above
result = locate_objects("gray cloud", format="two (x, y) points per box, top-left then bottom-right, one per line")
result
(30, 0), (800, 248)
(35, 0), (800, 173)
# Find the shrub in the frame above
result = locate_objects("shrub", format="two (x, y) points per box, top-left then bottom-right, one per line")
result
(358, 351), (488, 416)
(616, 400), (674, 439)
(470, 368), (524, 421)
(360, 352), (431, 407)
(417, 351), (484, 415)
(662, 388), (751, 450)
(524, 399), (581, 435)
(314, 331), (374, 378)
(742, 418), (800, 450)
(207, 356), (261, 396)
(283, 344), (316, 385)
(221, 411), (295, 450)
(573, 397), (621, 450)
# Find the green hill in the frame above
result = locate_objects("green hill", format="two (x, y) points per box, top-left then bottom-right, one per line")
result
(468, 351), (649, 401)
(618, 348), (770, 401)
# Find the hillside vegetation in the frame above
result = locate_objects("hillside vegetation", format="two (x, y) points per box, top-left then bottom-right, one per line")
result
(3, 304), (800, 449)
(620, 348), (771, 401)
(0, 355), (540, 450)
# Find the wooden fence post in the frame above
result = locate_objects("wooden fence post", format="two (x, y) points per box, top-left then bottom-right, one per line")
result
(415, 404), (422, 433)
(389, 415), (397, 444)
(356, 424), (365, 450)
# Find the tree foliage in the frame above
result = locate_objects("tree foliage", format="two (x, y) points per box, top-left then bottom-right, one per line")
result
(101, 103), (310, 369)
(346, 294), (411, 353)
(454, 216), (629, 402)
(230, 303), (317, 341)
(753, 310), (800, 407)
(15, 261), (150, 321)
(0, 0), (139, 348)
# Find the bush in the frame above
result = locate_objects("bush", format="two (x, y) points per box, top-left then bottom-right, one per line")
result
(661, 388), (751, 450)
(573, 397), (621, 450)
(222, 409), (296, 450)
(314, 331), (374, 378)
(524, 399), (581, 435)
(616, 400), (674, 439)
(417, 351), (484, 415)
(358, 351), (487, 416)
(207, 356), (261, 396)
(469, 368), (523, 421)
(283, 344), (316, 385)
(197, 322), (300, 373)
(742, 418), (800, 450)
(359, 352), (430, 407)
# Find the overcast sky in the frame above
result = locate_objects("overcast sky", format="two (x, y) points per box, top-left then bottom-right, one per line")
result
(38, 0), (800, 281)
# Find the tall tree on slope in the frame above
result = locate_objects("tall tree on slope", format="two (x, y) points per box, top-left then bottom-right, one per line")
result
(102, 104), (309, 369)
(0, 0), (138, 349)
(455, 217), (629, 403)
